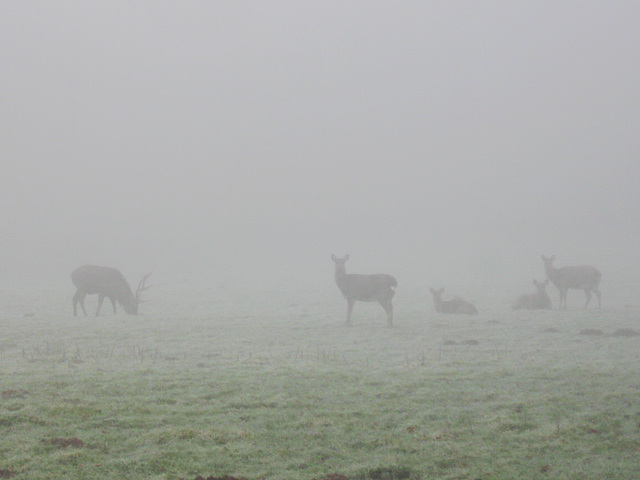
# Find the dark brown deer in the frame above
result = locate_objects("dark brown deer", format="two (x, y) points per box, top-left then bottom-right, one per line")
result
(71, 265), (151, 316)
(331, 254), (397, 327)
(512, 279), (552, 310)
(430, 287), (478, 315)
(541, 255), (601, 309)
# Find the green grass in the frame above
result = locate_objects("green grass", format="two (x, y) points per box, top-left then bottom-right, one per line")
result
(1, 290), (640, 479)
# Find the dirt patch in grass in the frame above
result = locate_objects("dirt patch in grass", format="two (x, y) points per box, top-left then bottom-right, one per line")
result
(43, 437), (84, 448)
(193, 473), (410, 480)
(0, 469), (15, 478)
(580, 329), (603, 336)
(365, 466), (414, 479)
(611, 328), (639, 337)
(442, 339), (479, 345)
(542, 327), (560, 333)
(194, 476), (249, 480)
(1, 390), (29, 399)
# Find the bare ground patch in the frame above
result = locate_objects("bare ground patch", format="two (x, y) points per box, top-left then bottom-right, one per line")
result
(42, 437), (84, 448)
(611, 328), (639, 337)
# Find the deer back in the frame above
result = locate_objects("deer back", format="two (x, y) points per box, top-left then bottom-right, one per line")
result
(554, 265), (601, 289)
(337, 273), (397, 301)
(512, 294), (551, 310)
(451, 296), (478, 314)
(431, 288), (477, 314)
(542, 256), (601, 290)
(512, 280), (551, 310)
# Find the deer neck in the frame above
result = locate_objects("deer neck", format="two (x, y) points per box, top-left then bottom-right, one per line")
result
(433, 296), (442, 310)
(115, 285), (135, 310)
(544, 264), (559, 281)
(334, 266), (348, 289)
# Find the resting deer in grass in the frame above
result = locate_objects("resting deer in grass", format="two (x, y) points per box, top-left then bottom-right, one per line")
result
(512, 279), (552, 310)
(430, 287), (478, 315)
(72, 265), (151, 316)
(541, 255), (601, 309)
(331, 254), (397, 327)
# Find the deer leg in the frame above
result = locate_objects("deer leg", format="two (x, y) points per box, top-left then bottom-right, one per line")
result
(584, 289), (592, 308)
(380, 299), (393, 327)
(559, 289), (567, 309)
(594, 288), (601, 308)
(558, 291), (563, 309)
(73, 291), (87, 316)
(109, 296), (117, 314)
(346, 298), (355, 326)
(96, 294), (105, 316)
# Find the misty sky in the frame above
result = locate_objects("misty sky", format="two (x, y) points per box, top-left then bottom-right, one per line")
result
(2, 2), (639, 298)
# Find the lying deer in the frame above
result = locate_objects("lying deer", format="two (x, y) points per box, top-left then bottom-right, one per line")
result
(541, 255), (601, 309)
(512, 279), (552, 310)
(71, 265), (151, 316)
(331, 254), (397, 327)
(430, 287), (478, 315)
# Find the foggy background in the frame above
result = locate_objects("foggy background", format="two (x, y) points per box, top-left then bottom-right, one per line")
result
(2, 2), (639, 308)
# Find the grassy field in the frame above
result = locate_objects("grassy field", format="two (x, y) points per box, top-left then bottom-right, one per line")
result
(1, 287), (640, 479)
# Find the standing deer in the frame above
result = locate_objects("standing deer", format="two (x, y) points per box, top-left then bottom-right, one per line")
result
(331, 254), (397, 327)
(512, 279), (552, 310)
(430, 287), (478, 315)
(541, 255), (601, 309)
(71, 265), (151, 316)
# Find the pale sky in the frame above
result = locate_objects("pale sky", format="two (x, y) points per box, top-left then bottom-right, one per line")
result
(2, 2), (639, 299)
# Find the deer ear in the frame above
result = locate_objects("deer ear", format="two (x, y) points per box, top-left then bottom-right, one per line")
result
(331, 254), (337, 261)
(344, 254), (350, 261)
(430, 288), (435, 293)
(533, 279), (538, 286)
(543, 279), (549, 286)
(439, 288), (444, 294)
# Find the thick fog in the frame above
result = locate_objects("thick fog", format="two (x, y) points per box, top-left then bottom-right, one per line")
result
(2, 3), (639, 305)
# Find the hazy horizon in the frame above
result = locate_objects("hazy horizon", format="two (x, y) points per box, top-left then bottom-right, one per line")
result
(2, 2), (639, 305)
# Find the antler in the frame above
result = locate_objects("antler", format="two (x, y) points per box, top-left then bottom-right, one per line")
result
(135, 272), (152, 301)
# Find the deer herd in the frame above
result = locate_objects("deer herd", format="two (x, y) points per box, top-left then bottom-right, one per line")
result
(330, 254), (602, 327)
(70, 254), (602, 327)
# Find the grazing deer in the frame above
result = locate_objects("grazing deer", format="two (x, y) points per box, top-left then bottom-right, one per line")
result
(541, 255), (601, 309)
(71, 265), (151, 316)
(512, 279), (552, 310)
(430, 287), (478, 315)
(331, 254), (397, 327)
